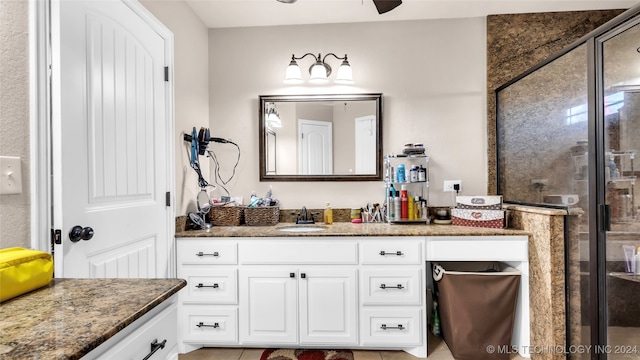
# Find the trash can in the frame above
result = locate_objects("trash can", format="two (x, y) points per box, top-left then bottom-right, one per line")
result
(432, 262), (520, 360)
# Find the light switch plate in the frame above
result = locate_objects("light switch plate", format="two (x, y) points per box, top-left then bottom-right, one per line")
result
(0, 156), (22, 195)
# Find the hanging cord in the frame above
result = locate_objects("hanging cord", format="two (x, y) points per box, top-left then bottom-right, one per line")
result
(206, 140), (240, 197)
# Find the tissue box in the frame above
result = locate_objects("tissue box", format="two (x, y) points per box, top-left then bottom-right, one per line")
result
(456, 196), (502, 210)
(452, 209), (505, 228)
(0, 247), (54, 302)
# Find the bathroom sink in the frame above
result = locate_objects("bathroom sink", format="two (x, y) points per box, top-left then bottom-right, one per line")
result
(278, 226), (327, 233)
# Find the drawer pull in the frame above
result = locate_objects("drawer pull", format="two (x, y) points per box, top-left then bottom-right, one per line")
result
(196, 251), (219, 257)
(380, 284), (404, 289)
(379, 250), (403, 256)
(195, 283), (219, 289)
(142, 339), (166, 360)
(196, 322), (220, 328)
(381, 324), (405, 330)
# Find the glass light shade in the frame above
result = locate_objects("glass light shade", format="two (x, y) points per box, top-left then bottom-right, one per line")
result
(266, 118), (282, 128)
(284, 62), (303, 84)
(309, 62), (329, 84)
(335, 61), (354, 84)
(266, 107), (282, 128)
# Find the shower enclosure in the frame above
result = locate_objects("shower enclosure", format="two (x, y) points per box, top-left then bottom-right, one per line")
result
(497, 5), (640, 359)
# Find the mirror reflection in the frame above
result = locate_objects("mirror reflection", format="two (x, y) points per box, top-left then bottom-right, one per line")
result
(259, 93), (382, 181)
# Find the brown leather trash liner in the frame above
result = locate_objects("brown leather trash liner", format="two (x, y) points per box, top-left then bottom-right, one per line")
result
(433, 261), (520, 360)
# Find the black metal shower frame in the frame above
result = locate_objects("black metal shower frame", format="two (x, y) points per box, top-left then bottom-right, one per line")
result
(495, 4), (640, 359)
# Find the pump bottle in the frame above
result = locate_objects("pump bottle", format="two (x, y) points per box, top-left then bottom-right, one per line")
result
(324, 202), (333, 225)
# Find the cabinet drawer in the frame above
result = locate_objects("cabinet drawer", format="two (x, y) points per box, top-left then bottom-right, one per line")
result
(426, 236), (528, 261)
(181, 306), (238, 344)
(361, 239), (422, 265)
(239, 240), (358, 264)
(361, 308), (422, 346)
(180, 268), (237, 304)
(361, 269), (422, 305)
(96, 302), (178, 360)
(178, 240), (237, 265)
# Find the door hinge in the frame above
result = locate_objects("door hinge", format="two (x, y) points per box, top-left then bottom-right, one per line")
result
(164, 66), (169, 82)
(166, 191), (171, 207)
(51, 229), (62, 245)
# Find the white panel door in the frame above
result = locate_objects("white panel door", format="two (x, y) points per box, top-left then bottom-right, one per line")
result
(298, 119), (332, 175)
(239, 268), (298, 344)
(299, 267), (358, 345)
(52, 0), (172, 278)
(355, 115), (376, 174)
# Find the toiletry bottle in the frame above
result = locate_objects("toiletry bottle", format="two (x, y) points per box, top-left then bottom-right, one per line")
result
(636, 247), (640, 275)
(432, 300), (441, 336)
(408, 195), (415, 220)
(421, 200), (428, 220)
(397, 164), (406, 183)
(389, 184), (396, 203)
(410, 165), (418, 183)
(394, 191), (401, 221)
(401, 185), (408, 220)
(324, 202), (333, 225)
(388, 189), (395, 221)
(418, 165), (426, 182)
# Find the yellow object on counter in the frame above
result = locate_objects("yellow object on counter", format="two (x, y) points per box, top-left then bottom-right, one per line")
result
(0, 247), (53, 302)
(324, 202), (333, 225)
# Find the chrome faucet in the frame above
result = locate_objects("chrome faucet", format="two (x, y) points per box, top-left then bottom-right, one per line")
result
(295, 206), (315, 224)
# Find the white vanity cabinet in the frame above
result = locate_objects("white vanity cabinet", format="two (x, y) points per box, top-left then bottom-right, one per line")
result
(238, 239), (359, 345)
(88, 295), (179, 360)
(239, 266), (358, 345)
(177, 239), (240, 353)
(359, 238), (424, 349)
(176, 234), (529, 359)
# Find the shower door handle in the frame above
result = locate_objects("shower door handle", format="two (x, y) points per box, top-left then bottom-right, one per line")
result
(603, 204), (611, 232)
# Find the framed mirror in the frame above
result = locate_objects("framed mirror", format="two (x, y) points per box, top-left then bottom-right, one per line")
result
(259, 93), (383, 181)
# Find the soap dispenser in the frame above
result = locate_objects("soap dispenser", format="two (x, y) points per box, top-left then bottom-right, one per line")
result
(324, 202), (333, 225)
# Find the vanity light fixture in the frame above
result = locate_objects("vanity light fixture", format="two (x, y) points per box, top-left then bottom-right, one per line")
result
(265, 102), (282, 128)
(284, 53), (354, 85)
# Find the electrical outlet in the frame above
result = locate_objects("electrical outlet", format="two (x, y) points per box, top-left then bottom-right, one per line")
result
(443, 180), (462, 192)
(0, 156), (22, 195)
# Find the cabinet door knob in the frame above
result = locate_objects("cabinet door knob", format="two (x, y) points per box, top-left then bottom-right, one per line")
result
(301, 273), (306, 279)
(290, 273), (295, 278)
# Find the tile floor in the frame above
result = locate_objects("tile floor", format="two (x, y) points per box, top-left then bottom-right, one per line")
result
(178, 333), (528, 360)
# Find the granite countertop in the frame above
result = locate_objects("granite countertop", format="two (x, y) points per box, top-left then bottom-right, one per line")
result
(0, 278), (186, 359)
(176, 222), (530, 238)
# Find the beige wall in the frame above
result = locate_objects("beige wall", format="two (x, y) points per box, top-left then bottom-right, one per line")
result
(140, 0), (210, 215)
(209, 18), (488, 209)
(0, 0), (30, 249)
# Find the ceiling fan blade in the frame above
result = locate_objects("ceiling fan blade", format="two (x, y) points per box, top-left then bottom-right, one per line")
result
(373, 0), (402, 14)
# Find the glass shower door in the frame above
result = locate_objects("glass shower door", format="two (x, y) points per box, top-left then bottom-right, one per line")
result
(600, 19), (640, 359)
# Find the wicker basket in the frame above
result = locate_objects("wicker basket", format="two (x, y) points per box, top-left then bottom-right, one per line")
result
(209, 205), (245, 226)
(244, 206), (280, 226)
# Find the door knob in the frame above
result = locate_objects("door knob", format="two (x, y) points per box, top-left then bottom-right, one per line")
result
(69, 226), (94, 242)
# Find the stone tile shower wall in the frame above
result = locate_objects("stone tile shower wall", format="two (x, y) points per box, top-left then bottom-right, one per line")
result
(496, 44), (589, 205)
(486, 10), (624, 194)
